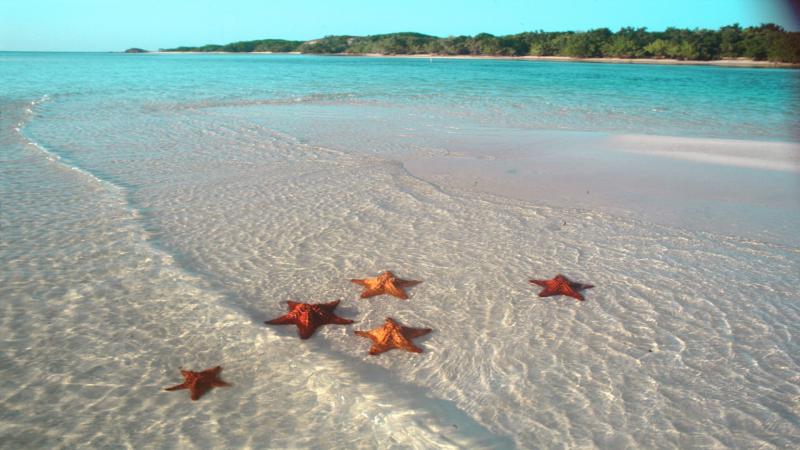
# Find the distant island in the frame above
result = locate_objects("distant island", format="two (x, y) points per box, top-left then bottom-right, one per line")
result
(159, 24), (800, 63)
(124, 48), (148, 53)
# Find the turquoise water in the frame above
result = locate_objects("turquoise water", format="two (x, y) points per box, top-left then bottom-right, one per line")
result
(2, 52), (799, 449)
(2, 52), (799, 140)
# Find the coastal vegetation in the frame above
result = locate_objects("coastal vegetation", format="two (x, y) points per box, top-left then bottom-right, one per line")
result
(167, 38), (304, 53)
(161, 24), (800, 63)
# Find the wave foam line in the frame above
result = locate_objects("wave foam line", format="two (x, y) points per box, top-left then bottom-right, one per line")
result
(146, 92), (383, 113)
(14, 95), (124, 193)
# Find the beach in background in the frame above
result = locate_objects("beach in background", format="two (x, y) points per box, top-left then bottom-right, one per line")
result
(154, 51), (800, 68)
(1, 52), (799, 448)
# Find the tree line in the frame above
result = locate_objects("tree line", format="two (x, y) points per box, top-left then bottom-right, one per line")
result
(162, 24), (800, 63)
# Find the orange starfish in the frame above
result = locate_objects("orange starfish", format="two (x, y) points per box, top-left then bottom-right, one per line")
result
(164, 366), (230, 401)
(529, 274), (594, 301)
(355, 317), (431, 355)
(350, 271), (421, 300)
(265, 300), (354, 339)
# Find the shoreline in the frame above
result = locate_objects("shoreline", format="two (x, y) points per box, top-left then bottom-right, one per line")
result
(149, 51), (800, 68)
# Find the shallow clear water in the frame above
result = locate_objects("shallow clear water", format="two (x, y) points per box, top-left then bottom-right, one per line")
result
(1, 52), (799, 449)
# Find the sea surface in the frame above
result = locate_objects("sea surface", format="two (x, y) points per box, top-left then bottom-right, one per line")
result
(1, 52), (799, 449)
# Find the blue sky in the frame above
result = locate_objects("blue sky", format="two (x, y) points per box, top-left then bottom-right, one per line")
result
(1, 0), (797, 51)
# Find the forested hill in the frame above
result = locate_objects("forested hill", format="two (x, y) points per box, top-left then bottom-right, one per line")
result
(161, 25), (800, 63)
(166, 38), (304, 53)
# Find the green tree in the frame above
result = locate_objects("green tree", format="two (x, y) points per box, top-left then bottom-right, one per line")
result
(603, 35), (638, 57)
(690, 29), (721, 60)
(561, 28), (611, 57)
(643, 39), (672, 58)
(673, 41), (699, 60)
(768, 32), (800, 62)
(719, 23), (742, 57)
(470, 33), (501, 54)
(742, 24), (784, 60)
(498, 35), (530, 56)
(441, 35), (471, 55)
(529, 41), (556, 56)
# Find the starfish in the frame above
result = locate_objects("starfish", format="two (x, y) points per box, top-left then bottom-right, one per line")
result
(350, 271), (421, 300)
(529, 274), (594, 301)
(164, 366), (230, 401)
(265, 300), (354, 339)
(355, 317), (432, 355)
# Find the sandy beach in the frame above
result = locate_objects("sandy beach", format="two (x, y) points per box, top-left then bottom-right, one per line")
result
(150, 51), (800, 68)
(2, 51), (799, 449)
(357, 53), (800, 68)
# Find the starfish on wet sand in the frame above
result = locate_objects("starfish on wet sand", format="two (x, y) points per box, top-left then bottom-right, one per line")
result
(164, 366), (230, 401)
(529, 274), (594, 301)
(265, 300), (354, 339)
(355, 317), (432, 355)
(350, 271), (421, 300)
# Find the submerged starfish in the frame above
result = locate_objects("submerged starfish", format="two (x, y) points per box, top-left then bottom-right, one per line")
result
(355, 317), (432, 355)
(529, 274), (594, 301)
(164, 366), (230, 401)
(265, 300), (354, 339)
(350, 271), (421, 300)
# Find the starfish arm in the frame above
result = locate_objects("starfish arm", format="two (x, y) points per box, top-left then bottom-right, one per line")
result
(265, 314), (296, 325)
(384, 283), (409, 300)
(567, 291), (585, 301)
(211, 380), (230, 387)
(402, 343), (424, 353)
(189, 387), (206, 401)
(328, 315), (354, 325)
(368, 344), (393, 355)
(297, 322), (318, 340)
(529, 279), (547, 287)
(164, 382), (188, 391)
(395, 279), (422, 288)
(350, 279), (367, 286)
(537, 287), (557, 297)
(355, 330), (379, 343)
(359, 288), (384, 299)
(286, 301), (302, 309)
(320, 300), (341, 310)
(403, 327), (432, 339)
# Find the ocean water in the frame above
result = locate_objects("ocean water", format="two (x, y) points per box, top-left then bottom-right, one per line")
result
(1, 52), (799, 449)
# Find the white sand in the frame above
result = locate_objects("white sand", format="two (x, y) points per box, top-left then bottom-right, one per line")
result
(400, 130), (800, 247)
(608, 134), (800, 172)
(3, 97), (798, 448)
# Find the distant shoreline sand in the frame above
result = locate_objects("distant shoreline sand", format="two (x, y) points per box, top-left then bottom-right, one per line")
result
(150, 51), (800, 68)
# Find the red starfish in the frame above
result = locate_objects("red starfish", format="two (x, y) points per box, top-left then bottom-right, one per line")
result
(529, 274), (594, 301)
(265, 300), (354, 339)
(350, 271), (422, 300)
(355, 317), (432, 355)
(164, 366), (230, 401)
